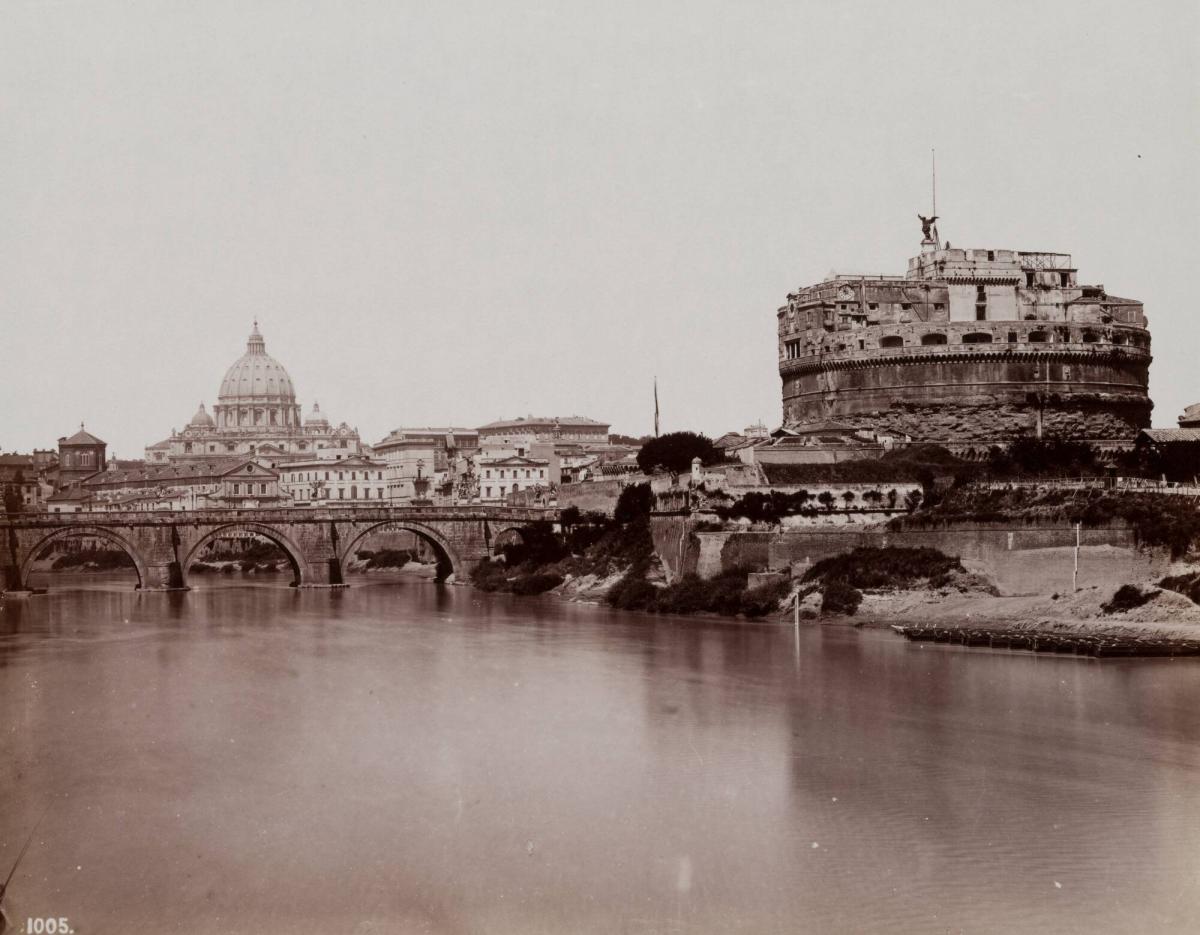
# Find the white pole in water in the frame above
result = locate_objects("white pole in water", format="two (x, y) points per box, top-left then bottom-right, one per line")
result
(794, 600), (801, 660)
(1073, 522), (1081, 592)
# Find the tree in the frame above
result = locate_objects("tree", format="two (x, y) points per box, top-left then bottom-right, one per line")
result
(636, 432), (722, 475)
(841, 490), (857, 510)
(817, 491), (836, 512)
(614, 482), (653, 524)
(886, 488), (899, 509)
(2, 470), (24, 515)
(904, 489), (923, 512)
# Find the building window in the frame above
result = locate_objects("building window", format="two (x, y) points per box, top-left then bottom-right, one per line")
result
(485, 487), (492, 497)
(920, 333), (947, 346)
(1062, 366), (1072, 380)
(1008, 332), (1018, 343)
(1025, 271), (1035, 287)
(351, 486), (357, 499)
(879, 335), (904, 348)
(338, 489), (344, 499)
(260, 483), (267, 494)
(232, 483), (239, 495)
(962, 332), (993, 344)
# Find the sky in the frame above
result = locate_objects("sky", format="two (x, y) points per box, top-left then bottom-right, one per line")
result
(1, 1), (1197, 458)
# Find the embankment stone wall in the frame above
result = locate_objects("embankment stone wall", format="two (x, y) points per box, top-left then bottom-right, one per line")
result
(650, 516), (1168, 596)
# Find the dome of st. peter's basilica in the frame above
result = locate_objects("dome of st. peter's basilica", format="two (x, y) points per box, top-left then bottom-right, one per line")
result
(143, 323), (363, 463)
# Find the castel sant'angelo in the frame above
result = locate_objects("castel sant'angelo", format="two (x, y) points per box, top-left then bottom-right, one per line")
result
(776, 215), (1153, 449)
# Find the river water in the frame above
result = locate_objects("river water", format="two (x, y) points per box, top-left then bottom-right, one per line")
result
(1, 572), (1198, 934)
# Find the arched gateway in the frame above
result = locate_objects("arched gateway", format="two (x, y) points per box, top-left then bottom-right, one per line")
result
(0, 506), (556, 593)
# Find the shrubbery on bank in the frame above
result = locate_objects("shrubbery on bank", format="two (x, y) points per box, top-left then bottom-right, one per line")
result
(1159, 572), (1200, 606)
(1101, 584), (1156, 614)
(608, 564), (791, 618)
(801, 546), (965, 590)
(818, 580), (863, 616)
(49, 548), (135, 571)
(354, 548), (416, 569)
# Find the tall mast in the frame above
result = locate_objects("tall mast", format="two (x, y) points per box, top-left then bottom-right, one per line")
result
(653, 377), (660, 438)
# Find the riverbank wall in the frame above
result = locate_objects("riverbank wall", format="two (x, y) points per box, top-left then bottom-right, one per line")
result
(649, 516), (1169, 597)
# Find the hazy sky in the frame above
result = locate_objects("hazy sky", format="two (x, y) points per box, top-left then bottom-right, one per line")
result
(1, 1), (1197, 457)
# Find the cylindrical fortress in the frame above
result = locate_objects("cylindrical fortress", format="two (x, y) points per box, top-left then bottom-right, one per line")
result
(777, 246), (1152, 447)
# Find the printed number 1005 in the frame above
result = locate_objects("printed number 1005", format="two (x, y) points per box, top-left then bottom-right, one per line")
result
(25, 919), (73, 935)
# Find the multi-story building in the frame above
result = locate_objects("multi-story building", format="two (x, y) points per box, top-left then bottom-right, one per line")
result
(476, 416), (610, 449)
(46, 458), (286, 513)
(777, 233), (1153, 449)
(373, 428), (479, 501)
(278, 455), (388, 504)
(0, 454), (45, 510)
(477, 455), (551, 503)
(144, 324), (364, 463)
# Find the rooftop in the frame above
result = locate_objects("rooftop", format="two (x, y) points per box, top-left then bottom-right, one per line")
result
(477, 416), (609, 432)
(1139, 428), (1200, 444)
(60, 425), (107, 446)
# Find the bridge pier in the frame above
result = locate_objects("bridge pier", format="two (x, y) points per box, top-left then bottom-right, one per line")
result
(141, 560), (189, 592)
(298, 557), (348, 589)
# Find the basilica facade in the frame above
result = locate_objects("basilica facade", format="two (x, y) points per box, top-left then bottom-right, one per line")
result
(145, 324), (363, 464)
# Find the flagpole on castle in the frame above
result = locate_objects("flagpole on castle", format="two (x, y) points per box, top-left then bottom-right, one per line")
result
(653, 377), (660, 438)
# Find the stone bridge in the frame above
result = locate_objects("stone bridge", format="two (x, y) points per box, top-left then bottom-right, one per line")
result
(1, 506), (558, 592)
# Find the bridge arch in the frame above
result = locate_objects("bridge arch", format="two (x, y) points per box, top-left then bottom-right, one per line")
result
(491, 525), (529, 557)
(339, 520), (463, 583)
(180, 522), (307, 588)
(19, 525), (150, 591)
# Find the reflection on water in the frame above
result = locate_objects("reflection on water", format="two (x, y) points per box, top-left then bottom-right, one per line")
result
(1, 574), (1198, 934)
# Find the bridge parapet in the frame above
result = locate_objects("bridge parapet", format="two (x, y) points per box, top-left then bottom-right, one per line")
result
(0, 505), (558, 528)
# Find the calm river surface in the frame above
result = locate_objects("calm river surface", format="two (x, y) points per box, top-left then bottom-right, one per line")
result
(1, 573), (1198, 934)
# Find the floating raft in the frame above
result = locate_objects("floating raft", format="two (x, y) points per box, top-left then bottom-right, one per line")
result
(890, 626), (1200, 658)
